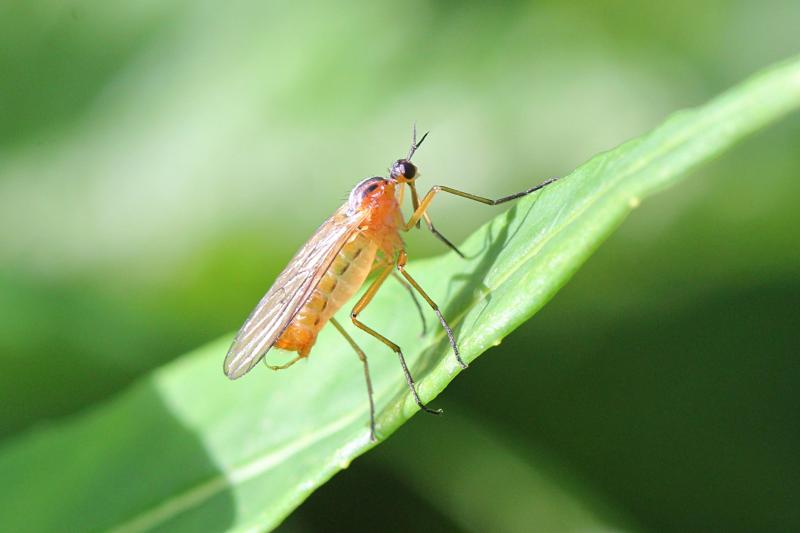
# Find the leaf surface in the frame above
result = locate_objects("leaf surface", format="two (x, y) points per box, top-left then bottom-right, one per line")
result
(1, 55), (799, 532)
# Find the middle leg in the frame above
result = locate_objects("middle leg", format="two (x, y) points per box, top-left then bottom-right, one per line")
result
(350, 263), (442, 416)
(396, 250), (467, 369)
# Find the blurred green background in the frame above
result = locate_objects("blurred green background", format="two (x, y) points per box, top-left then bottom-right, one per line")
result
(1, 1), (798, 531)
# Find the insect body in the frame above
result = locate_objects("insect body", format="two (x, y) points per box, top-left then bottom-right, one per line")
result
(224, 131), (559, 441)
(274, 221), (381, 357)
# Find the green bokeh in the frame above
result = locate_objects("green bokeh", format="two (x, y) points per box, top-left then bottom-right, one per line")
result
(1, 1), (798, 531)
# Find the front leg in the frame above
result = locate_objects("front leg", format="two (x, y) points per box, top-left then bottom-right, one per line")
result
(407, 182), (464, 257)
(403, 176), (560, 231)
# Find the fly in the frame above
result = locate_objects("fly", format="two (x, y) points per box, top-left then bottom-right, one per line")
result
(224, 128), (559, 441)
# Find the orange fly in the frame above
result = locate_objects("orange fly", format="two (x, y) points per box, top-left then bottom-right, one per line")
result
(224, 129), (559, 441)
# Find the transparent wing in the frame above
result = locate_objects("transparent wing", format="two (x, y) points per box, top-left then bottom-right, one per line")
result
(224, 204), (365, 379)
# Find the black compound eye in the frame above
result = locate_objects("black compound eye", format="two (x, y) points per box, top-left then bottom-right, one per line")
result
(392, 159), (417, 179)
(402, 162), (417, 179)
(365, 183), (379, 193)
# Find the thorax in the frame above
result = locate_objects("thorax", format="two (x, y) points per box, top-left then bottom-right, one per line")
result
(359, 186), (404, 259)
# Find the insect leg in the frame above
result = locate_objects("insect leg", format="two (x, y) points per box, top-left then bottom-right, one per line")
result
(404, 176), (560, 231)
(330, 317), (377, 442)
(351, 264), (443, 416)
(396, 250), (468, 369)
(391, 271), (428, 336)
(423, 212), (465, 257)
(263, 354), (303, 370)
(409, 179), (422, 229)
(407, 181), (464, 256)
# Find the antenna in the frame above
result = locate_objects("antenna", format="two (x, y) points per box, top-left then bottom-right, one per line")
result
(407, 123), (429, 160)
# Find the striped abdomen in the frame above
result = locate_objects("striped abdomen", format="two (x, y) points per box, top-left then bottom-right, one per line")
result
(274, 232), (378, 356)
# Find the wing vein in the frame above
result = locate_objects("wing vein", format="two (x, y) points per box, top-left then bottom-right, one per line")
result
(224, 206), (366, 379)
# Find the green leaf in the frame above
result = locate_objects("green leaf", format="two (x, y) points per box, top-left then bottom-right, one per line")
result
(2, 55), (799, 533)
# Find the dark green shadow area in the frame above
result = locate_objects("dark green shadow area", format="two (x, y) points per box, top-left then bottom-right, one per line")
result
(0, 270), (204, 441)
(278, 458), (460, 533)
(449, 279), (800, 532)
(0, 379), (236, 532)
